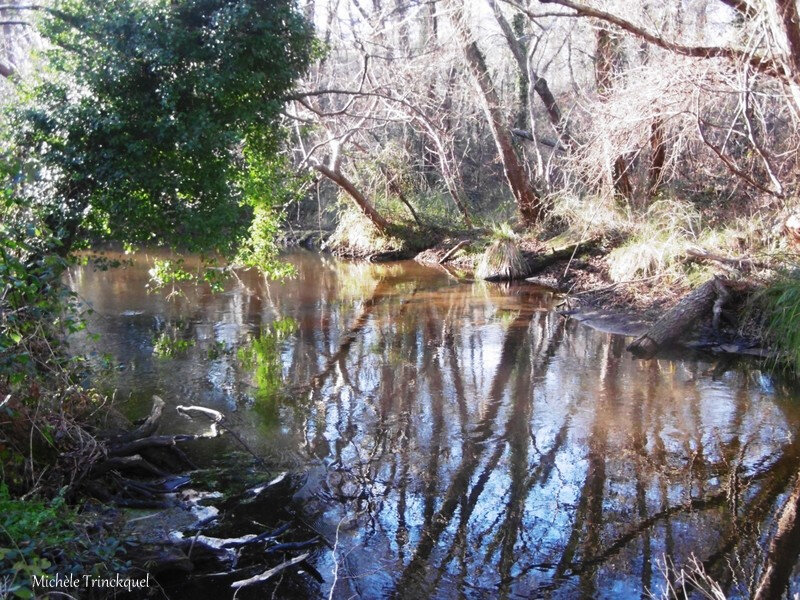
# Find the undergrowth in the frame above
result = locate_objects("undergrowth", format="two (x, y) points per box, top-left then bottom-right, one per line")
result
(1, 206), (129, 596)
(607, 199), (701, 283)
(0, 484), (126, 599)
(755, 270), (800, 375)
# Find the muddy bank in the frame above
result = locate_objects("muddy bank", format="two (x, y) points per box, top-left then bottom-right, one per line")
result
(413, 237), (773, 359)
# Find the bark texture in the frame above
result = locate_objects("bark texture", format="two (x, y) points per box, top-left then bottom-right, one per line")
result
(447, 0), (543, 225)
(595, 25), (633, 200)
(627, 277), (728, 357)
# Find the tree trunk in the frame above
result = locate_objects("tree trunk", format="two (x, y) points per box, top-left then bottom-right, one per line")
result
(647, 117), (666, 199)
(313, 163), (391, 234)
(595, 25), (633, 201)
(627, 278), (728, 357)
(531, 68), (571, 146)
(383, 166), (423, 226)
(753, 472), (800, 600)
(447, 0), (544, 226)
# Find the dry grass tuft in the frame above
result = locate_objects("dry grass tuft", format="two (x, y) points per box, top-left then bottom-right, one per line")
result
(326, 205), (403, 256)
(476, 225), (527, 280)
(608, 199), (701, 283)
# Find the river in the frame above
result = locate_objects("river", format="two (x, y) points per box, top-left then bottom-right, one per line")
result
(66, 250), (800, 599)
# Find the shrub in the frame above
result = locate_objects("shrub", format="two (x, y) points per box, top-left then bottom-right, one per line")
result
(0, 484), (125, 599)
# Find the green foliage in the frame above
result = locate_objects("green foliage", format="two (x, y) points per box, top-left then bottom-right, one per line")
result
(147, 259), (194, 290)
(757, 270), (800, 374)
(0, 198), (82, 384)
(237, 317), (296, 412)
(0, 484), (125, 599)
(234, 149), (305, 278)
(11, 0), (314, 258)
(152, 330), (195, 357)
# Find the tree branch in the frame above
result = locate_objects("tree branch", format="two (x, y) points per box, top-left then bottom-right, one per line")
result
(523, 0), (785, 80)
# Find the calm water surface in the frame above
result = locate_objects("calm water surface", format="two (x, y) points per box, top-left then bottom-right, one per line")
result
(67, 251), (800, 599)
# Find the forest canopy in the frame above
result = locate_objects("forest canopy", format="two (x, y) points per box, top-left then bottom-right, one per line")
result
(6, 0), (315, 261)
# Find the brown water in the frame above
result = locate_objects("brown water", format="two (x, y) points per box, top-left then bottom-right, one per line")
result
(67, 250), (800, 599)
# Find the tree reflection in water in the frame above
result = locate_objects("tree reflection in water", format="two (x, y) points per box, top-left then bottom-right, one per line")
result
(68, 250), (800, 599)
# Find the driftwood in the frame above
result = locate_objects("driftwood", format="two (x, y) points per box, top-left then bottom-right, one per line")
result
(627, 277), (730, 358)
(221, 524), (292, 548)
(753, 473), (800, 600)
(176, 405), (223, 423)
(93, 454), (170, 478)
(93, 398), (320, 591)
(109, 404), (224, 457)
(230, 552), (310, 589)
(109, 434), (202, 457)
(685, 246), (771, 272)
(104, 395), (165, 444)
(264, 537), (319, 554)
(439, 240), (470, 264)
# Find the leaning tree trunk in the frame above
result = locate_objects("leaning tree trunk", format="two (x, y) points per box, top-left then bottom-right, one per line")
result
(647, 117), (666, 200)
(627, 277), (729, 358)
(447, 0), (544, 226)
(313, 163), (391, 234)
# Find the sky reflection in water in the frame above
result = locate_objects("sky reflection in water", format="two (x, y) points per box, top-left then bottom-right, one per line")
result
(67, 250), (800, 599)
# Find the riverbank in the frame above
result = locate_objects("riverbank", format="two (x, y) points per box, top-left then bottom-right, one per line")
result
(291, 222), (778, 362)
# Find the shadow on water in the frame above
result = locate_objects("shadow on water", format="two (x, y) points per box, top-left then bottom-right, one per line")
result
(67, 250), (800, 599)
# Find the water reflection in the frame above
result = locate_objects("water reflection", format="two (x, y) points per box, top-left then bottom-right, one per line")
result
(67, 251), (800, 599)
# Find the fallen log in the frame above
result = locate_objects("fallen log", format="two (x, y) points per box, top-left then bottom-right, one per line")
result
(685, 246), (771, 272)
(264, 537), (319, 554)
(108, 434), (201, 457)
(92, 454), (170, 478)
(524, 238), (600, 280)
(439, 240), (470, 264)
(627, 277), (729, 358)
